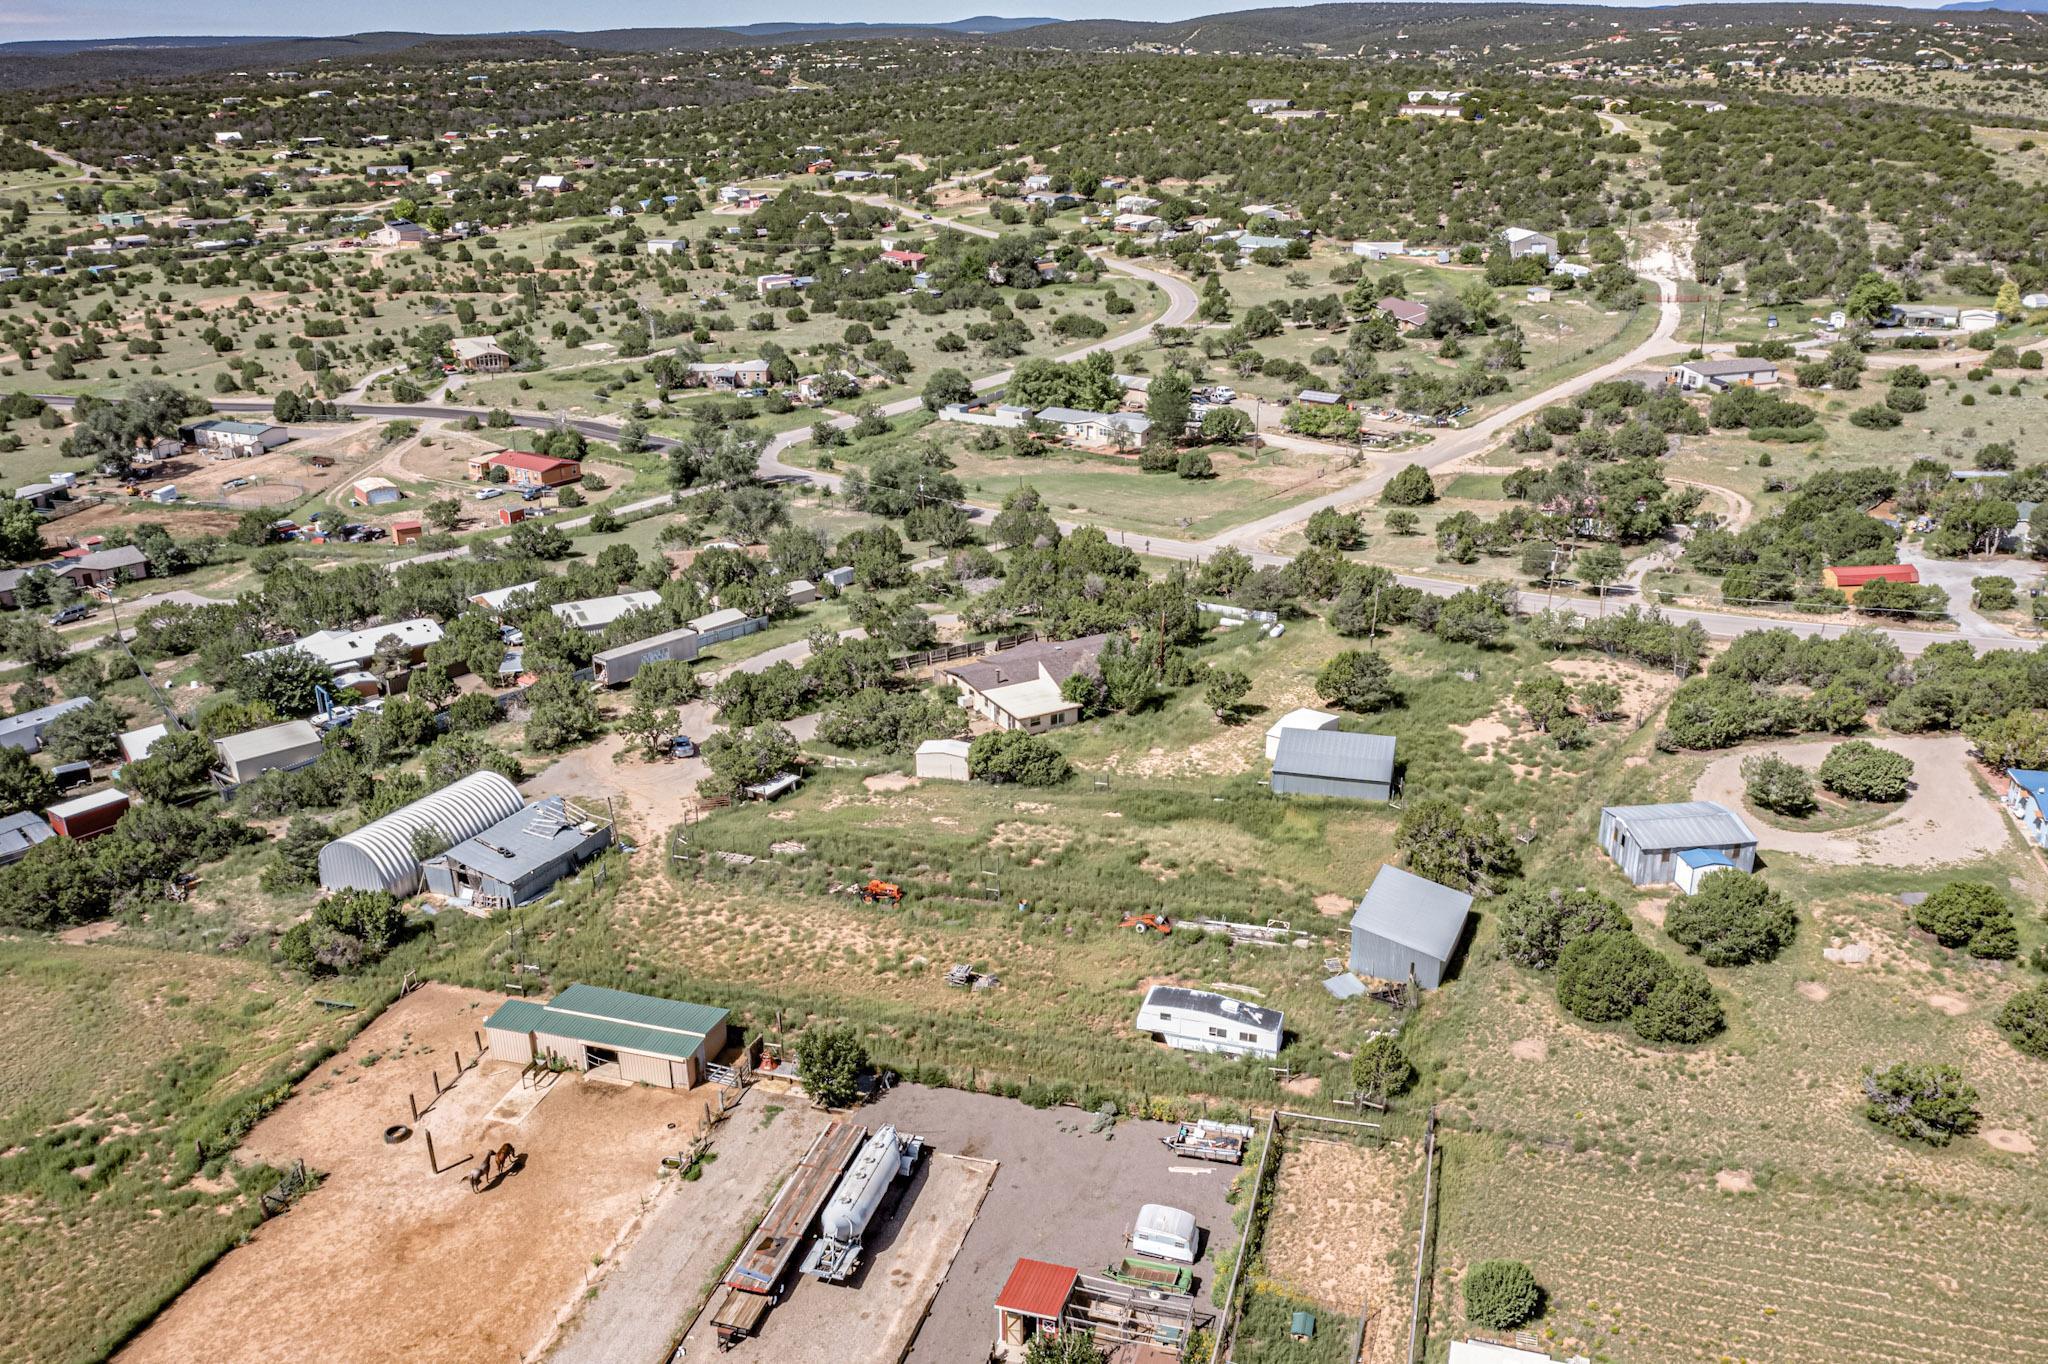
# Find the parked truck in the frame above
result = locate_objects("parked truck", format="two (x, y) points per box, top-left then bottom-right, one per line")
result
(798, 1124), (925, 1282)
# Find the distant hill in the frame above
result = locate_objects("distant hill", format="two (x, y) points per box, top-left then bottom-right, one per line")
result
(725, 17), (1060, 36)
(1941, 0), (2048, 11)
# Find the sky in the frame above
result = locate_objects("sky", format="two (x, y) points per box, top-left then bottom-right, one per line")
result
(0, 0), (1962, 44)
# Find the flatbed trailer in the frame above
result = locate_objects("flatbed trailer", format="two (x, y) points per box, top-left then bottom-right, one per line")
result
(1161, 1119), (1255, 1164)
(709, 1285), (771, 1349)
(1105, 1255), (1194, 1292)
(722, 1119), (865, 1297)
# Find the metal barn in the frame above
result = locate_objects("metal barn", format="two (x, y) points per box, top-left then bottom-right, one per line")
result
(1598, 801), (1758, 887)
(1270, 728), (1396, 801)
(483, 983), (730, 1088)
(317, 771), (525, 896)
(1349, 864), (1473, 990)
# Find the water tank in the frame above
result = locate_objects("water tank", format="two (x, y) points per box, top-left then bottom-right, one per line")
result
(317, 770), (524, 896)
(818, 1125), (900, 1244)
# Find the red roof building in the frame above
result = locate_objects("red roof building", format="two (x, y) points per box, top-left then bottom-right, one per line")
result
(994, 1258), (1078, 1354)
(391, 517), (423, 546)
(467, 449), (582, 489)
(1822, 564), (1918, 600)
(880, 249), (927, 268)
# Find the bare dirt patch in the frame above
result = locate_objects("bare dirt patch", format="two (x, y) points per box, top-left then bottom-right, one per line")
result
(1262, 1137), (1413, 1364)
(864, 772), (918, 793)
(1509, 1037), (1549, 1062)
(1796, 981), (1831, 1003)
(1694, 735), (2000, 869)
(1281, 1074), (1323, 1098)
(1925, 993), (1971, 1016)
(1314, 893), (1354, 918)
(1982, 1129), (2038, 1155)
(1547, 657), (1681, 725)
(115, 984), (718, 1364)
(1633, 897), (1668, 928)
(1452, 714), (1513, 755)
(56, 920), (120, 945)
(1715, 1168), (1756, 1193)
(527, 730), (699, 842)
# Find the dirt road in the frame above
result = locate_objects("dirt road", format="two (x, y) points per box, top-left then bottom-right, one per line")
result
(1693, 734), (2007, 868)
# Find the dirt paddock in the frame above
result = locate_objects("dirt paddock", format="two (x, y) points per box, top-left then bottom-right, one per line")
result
(115, 984), (712, 1364)
(1260, 1133), (1415, 1364)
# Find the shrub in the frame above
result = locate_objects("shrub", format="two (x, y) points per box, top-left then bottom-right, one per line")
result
(1997, 986), (2048, 1059)
(1632, 967), (1725, 1044)
(1860, 1062), (1981, 1146)
(1556, 931), (1669, 1023)
(1817, 740), (1912, 802)
(1847, 404), (1902, 430)
(1315, 650), (1398, 713)
(968, 730), (1071, 786)
(1349, 1035), (1414, 1100)
(1495, 886), (1630, 969)
(1462, 1259), (1542, 1330)
(1665, 873), (1798, 966)
(792, 1026), (869, 1110)
(1741, 752), (1815, 815)
(1382, 464), (1437, 506)
(1913, 881), (2019, 959)
(1972, 575), (2017, 612)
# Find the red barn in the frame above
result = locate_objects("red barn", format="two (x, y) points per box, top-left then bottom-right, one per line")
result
(1822, 564), (1918, 601)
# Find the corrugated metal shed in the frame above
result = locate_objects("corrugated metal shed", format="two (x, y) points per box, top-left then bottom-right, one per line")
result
(1601, 801), (1755, 852)
(1271, 728), (1395, 801)
(995, 1259), (1079, 1321)
(1350, 864), (1473, 990)
(484, 985), (731, 1064)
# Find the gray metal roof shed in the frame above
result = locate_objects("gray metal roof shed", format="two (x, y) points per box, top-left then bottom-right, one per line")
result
(421, 797), (612, 906)
(0, 810), (55, 864)
(214, 719), (324, 784)
(1599, 801), (1756, 851)
(1349, 864), (1473, 990)
(1271, 729), (1396, 801)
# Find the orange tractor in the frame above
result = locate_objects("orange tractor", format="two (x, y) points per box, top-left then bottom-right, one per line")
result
(859, 880), (904, 904)
(1120, 913), (1172, 935)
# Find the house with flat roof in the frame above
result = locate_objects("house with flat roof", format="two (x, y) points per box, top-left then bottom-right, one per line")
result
(1351, 864), (1474, 990)
(686, 360), (772, 389)
(941, 634), (1112, 732)
(181, 419), (288, 454)
(551, 590), (661, 633)
(1599, 801), (1758, 887)
(1134, 985), (1283, 1059)
(483, 983), (729, 1088)
(0, 696), (93, 754)
(2002, 769), (2048, 848)
(244, 618), (443, 674)
(1670, 357), (1780, 392)
(1034, 408), (1151, 447)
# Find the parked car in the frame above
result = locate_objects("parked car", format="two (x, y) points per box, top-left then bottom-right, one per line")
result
(670, 735), (699, 759)
(473, 487), (504, 501)
(520, 486), (542, 501)
(48, 603), (96, 626)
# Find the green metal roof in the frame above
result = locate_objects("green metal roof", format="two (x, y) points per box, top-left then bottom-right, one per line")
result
(485, 985), (729, 1065)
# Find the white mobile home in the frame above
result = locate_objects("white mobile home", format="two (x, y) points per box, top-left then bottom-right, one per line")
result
(1134, 985), (1282, 1059)
(1129, 1204), (1199, 1265)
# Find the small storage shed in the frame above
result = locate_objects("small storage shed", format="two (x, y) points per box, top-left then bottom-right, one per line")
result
(421, 797), (612, 907)
(0, 810), (55, 864)
(1674, 848), (1745, 895)
(1270, 728), (1396, 801)
(214, 719), (324, 785)
(45, 788), (129, 841)
(1599, 801), (1758, 887)
(994, 1259), (1079, 1355)
(689, 607), (765, 647)
(118, 723), (168, 765)
(1264, 707), (1340, 761)
(483, 983), (730, 1088)
(318, 770), (525, 896)
(351, 476), (403, 506)
(1350, 864), (1473, 990)
(915, 738), (971, 782)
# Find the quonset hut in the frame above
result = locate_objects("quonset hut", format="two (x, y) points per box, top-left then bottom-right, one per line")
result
(317, 771), (524, 896)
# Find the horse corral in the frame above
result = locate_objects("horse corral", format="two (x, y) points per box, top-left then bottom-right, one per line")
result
(111, 985), (743, 1364)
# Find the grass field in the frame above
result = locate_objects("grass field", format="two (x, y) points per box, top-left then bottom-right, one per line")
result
(0, 942), (373, 1364)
